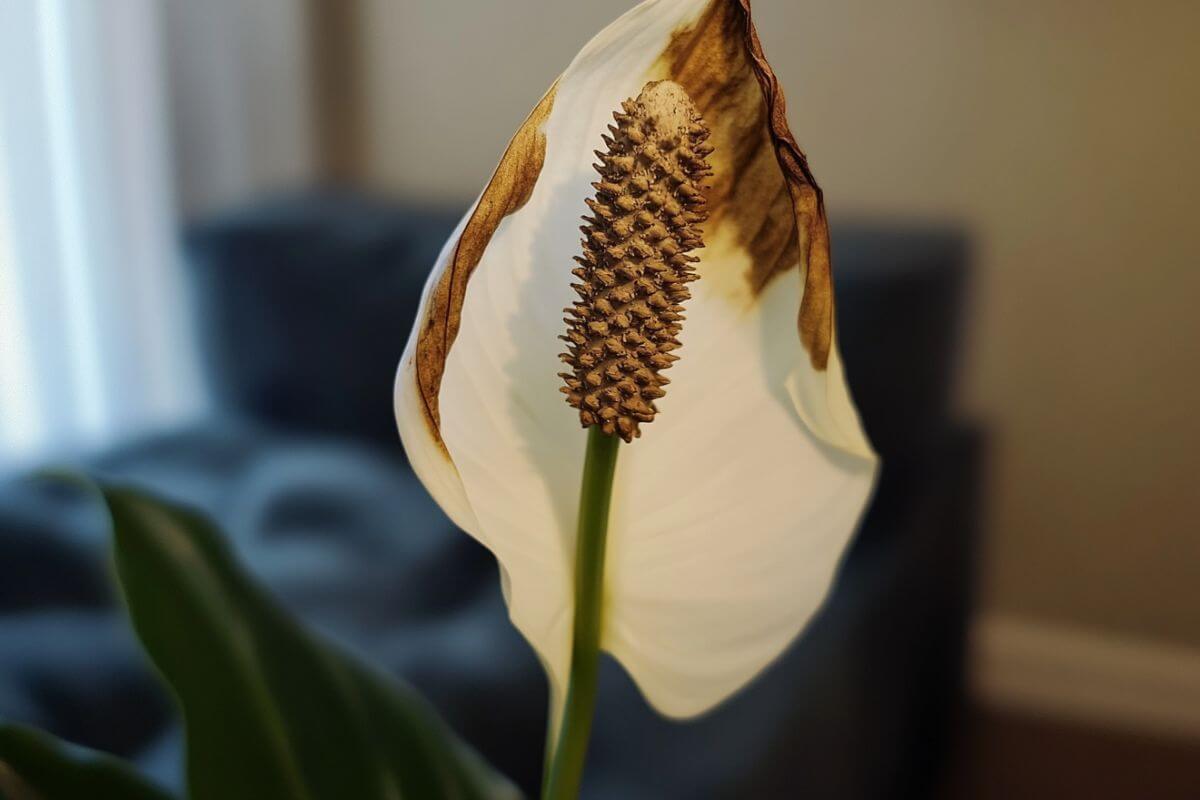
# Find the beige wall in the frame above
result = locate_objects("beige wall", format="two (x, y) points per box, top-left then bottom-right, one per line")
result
(165, 1), (314, 217)
(360, 1), (1200, 647)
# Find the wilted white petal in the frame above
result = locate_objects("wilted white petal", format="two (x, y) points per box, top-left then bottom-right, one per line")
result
(395, 0), (879, 720)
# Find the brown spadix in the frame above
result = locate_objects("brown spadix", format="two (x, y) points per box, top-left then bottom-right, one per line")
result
(559, 80), (713, 442)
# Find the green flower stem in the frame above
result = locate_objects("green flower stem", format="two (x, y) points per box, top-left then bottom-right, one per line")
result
(542, 426), (621, 800)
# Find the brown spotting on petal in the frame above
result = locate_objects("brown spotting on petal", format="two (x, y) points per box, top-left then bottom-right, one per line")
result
(654, 0), (834, 371)
(413, 83), (559, 449)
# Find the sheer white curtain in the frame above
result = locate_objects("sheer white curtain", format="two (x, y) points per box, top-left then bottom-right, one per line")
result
(0, 0), (202, 467)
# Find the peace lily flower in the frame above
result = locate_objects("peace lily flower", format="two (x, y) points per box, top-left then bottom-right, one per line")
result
(395, 0), (877, 793)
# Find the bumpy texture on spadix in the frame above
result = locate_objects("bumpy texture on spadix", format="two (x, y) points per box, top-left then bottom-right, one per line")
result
(560, 81), (712, 442)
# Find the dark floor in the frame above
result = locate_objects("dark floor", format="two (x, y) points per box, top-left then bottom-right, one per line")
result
(940, 707), (1200, 800)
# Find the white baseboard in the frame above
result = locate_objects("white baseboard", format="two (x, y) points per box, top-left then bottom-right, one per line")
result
(971, 615), (1200, 740)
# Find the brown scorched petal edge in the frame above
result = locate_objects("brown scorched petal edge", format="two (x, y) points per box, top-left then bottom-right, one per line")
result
(559, 80), (712, 443)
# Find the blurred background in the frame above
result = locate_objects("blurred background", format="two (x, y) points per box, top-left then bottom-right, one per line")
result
(1, 1), (1198, 798)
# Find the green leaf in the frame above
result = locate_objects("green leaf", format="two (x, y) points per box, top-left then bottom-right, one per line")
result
(100, 484), (520, 800)
(0, 723), (173, 800)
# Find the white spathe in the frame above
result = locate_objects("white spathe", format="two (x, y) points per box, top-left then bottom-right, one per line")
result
(395, 0), (877, 720)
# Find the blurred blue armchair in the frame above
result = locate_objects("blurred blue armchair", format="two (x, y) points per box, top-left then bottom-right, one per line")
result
(0, 193), (978, 799)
